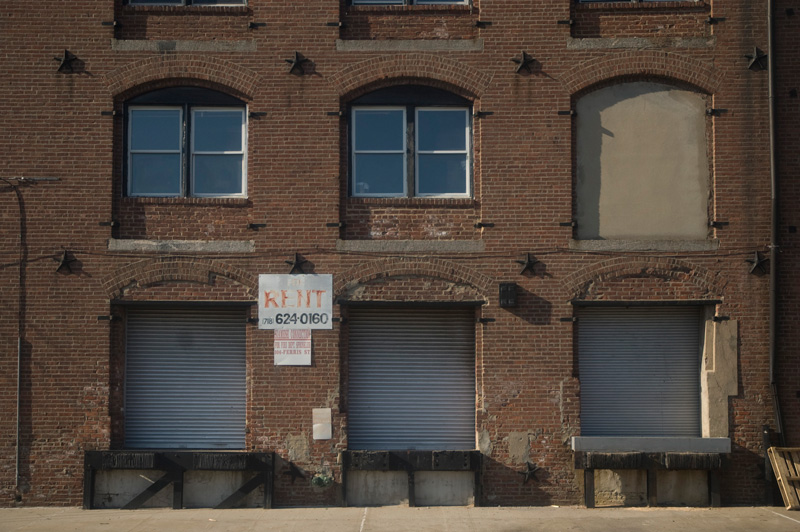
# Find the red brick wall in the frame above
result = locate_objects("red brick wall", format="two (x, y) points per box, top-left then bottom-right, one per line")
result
(0, 0), (785, 507)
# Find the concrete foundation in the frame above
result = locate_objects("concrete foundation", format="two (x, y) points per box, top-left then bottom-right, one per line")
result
(346, 471), (474, 507)
(93, 470), (265, 509)
(415, 472), (474, 507)
(592, 469), (709, 507)
(346, 471), (409, 507)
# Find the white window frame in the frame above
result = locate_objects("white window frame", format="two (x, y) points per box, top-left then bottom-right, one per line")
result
(351, 106), (408, 198)
(414, 107), (470, 198)
(189, 107), (247, 198)
(351, 105), (471, 199)
(127, 106), (184, 198)
(127, 105), (247, 198)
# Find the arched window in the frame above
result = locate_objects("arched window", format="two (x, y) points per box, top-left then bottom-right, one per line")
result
(126, 87), (246, 198)
(349, 85), (472, 198)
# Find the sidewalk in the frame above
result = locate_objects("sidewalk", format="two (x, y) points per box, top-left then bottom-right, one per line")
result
(1, 506), (799, 532)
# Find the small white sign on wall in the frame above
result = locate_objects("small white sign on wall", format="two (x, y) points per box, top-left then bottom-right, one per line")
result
(313, 408), (332, 440)
(274, 329), (312, 366)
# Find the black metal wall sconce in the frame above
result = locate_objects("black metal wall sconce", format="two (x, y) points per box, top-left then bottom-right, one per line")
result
(499, 283), (518, 308)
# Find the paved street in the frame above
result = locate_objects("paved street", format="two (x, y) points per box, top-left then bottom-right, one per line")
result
(1, 506), (799, 532)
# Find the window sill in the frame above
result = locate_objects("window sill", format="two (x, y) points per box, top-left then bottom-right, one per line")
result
(571, 436), (730, 453)
(566, 36), (715, 49)
(336, 239), (484, 253)
(569, 238), (719, 252)
(122, 197), (251, 207)
(346, 4), (473, 14)
(112, 39), (256, 52)
(576, 1), (706, 10)
(348, 197), (477, 208)
(122, 5), (250, 14)
(336, 38), (483, 51)
(108, 238), (255, 253)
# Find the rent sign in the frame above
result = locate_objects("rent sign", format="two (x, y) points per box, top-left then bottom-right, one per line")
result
(258, 274), (333, 330)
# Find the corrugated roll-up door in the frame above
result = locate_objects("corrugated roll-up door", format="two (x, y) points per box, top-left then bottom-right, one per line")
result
(577, 306), (703, 437)
(348, 307), (476, 451)
(125, 307), (247, 449)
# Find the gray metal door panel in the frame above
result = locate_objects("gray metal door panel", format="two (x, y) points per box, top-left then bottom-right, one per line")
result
(578, 306), (702, 437)
(348, 308), (476, 450)
(125, 307), (247, 449)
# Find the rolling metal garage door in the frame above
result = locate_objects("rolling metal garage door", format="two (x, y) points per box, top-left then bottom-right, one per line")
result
(348, 307), (476, 451)
(577, 306), (702, 437)
(125, 307), (247, 449)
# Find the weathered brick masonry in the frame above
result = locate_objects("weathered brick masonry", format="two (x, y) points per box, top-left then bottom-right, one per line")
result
(0, 0), (794, 507)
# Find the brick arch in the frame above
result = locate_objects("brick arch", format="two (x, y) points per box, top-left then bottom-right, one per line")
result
(560, 256), (726, 301)
(103, 55), (260, 99)
(102, 257), (257, 300)
(335, 257), (494, 299)
(560, 51), (721, 96)
(329, 54), (493, 101)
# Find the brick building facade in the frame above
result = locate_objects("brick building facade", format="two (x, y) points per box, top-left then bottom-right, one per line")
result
(0, 0), (795, 508)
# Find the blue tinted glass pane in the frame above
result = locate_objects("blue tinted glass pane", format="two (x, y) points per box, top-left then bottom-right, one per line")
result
(354, 110), (404, 151)
(193, 0), (245, 4)
(193, 154), (243, 195)
(130, 109), (182, 151)
(417, 110), (466, 151)
(354, 154), (404, 195)
(129, 0), (182, 4)
(130, 154), (182, 195)
(193, 110), (243, 152)
(418, 154), (467, 195)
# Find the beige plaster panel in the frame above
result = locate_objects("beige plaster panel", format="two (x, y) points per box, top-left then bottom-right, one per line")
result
(701, 319), (739, 438)
(576, 82), (710, 240)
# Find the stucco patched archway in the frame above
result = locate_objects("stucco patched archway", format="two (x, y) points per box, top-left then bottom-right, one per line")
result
(561, 256), (725, 302)
(336, 257), (493, 302)
(102, 257), (257, 300)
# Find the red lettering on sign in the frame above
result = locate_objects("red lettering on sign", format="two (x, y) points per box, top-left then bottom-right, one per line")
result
(313, 290), (325, 308)
(264, 291), (279, 308)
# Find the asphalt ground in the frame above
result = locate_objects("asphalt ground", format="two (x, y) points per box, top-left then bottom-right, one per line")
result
(2, 506), (799, 532)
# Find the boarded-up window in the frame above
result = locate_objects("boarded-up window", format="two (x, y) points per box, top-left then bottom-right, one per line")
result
(576, 82), (709, 240)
